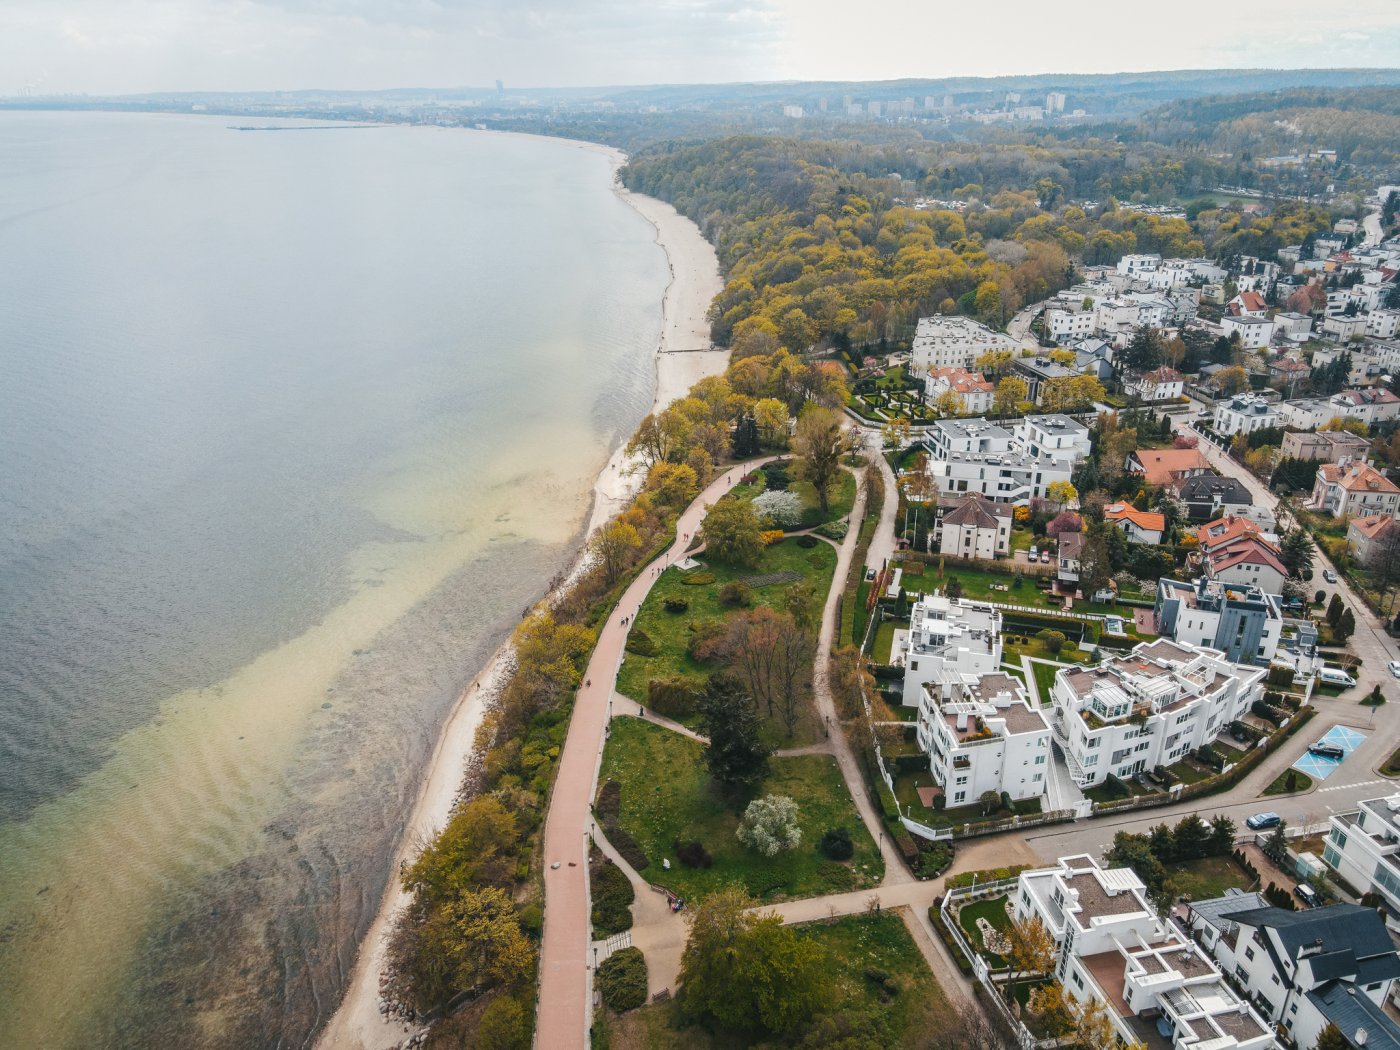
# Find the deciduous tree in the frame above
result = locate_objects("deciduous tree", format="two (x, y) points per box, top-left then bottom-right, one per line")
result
(735, 794), (802, 856)
(697, 674), (772, 796)
(590, 519), (642, 584)
(703, 497), (765, 566)
(1006, 914), (1056, 983)
(791, 406), (858, 513)
(994, 375), (1029, 415)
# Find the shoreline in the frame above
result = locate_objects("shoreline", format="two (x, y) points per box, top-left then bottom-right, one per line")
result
(314, 145), (725, 1050)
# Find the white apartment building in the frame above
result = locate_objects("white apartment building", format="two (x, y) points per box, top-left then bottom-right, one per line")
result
(923, 418), (1074, 506)
(1118, 253), (1163, 277)
(1367, 309), (1400, 340)
(912, 670), (1051, 805)
(1014, 414), (1093, 465)
(1331, 387), (1400, 425)
(1321, 315), (1368, 343)
(1273, 311), (1314, 342)
(1154, 577), (1283, 666)
(1277, 398), (1341, 431)
(1214, 393), (1280, 436)
(1045, 305), (1097, 342)
(1012, 856), (1276, 1050)
(1221, 314), (1275, 349)
(900, 594), (1004, 707)
(909, 316), (1021, 374)
(1201, 900), (1400, 1050)
(1049, 639), (1265, 788)
(1325, 794), (1400, 918)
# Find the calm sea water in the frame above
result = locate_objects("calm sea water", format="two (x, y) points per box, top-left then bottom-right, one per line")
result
(0, 112), (664, 1048)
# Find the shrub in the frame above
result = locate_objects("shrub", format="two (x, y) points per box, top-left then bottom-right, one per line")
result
(796, 534), (819, 548)
(1265, 664), (1296, 687)
(605, 824), (650, 872)
(816, 519), (849, 540)
(914, 839), (954, 878)
(625, 629), (659, 656)
(596, 780), (621, 824)
(718, 581), (753, 607)
(764, 463), (791, 490)
(820, 827), (855, 860)
(662, 596), (690, 614)
(736, 795), (802, 856)
(681, 571), (716, 586)
(676, 840), (713, 869)
(647, 677), (702, 719)
(753, 489), (804, 529)
(686, 619), (728, 662)
(518, 903), (543, 937)
(591, 858), (635, 935)
(477, 994), (531, 1050)
(598, 947), (648, 1012)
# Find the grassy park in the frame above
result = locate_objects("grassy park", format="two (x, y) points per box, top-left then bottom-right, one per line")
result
(597, 717), (883, 903)
(616, 536), (837, 743)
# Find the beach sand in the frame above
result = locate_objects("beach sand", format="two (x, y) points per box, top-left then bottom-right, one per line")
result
(314, 154), (724, 1050)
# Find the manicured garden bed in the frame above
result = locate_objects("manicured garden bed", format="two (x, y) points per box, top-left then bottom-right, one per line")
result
(597, 716), (883, 903)
(957, 894), (1012, 969)
(1263, 767), (1314, 796)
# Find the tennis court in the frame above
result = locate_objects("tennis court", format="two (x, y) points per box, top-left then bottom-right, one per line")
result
(1292, 725), (1367, 781)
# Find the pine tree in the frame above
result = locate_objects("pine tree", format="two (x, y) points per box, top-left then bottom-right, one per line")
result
(1326, 593), (1344, 628)
(1337, 607), (1356, 641)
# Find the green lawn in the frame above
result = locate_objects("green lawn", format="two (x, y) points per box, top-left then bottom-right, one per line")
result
(616, 537), (837, 744)
(1263, 767), (1314, 796)
(1005, 638), (1094, 665)
(1029, 659), (1067, 706)
(1178, 855), (1256, 899)
(925, 565), (1037, 603)
(794, 913), (948, 1039)
(957, 894), (1012, 969)
(1165, 758), (1214, 785)
(608, 913), (945, 1049)
(873, 619), (909, 663)
(598, 716), (883, 903)
(1010, 529), (1034, 553)
(733, 464), (857, 529)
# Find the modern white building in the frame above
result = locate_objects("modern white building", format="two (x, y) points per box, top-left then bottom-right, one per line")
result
(1154, 577), (1283, 666)
(912, 669), (1051, 805)
(909, 316), (1021, 374)
(1366, 309), (1400, 340)
(923, 418), (1074, 506)
(1049, 639), (1266, 788)
(1221, 314), (1275, 349)
(1012, 856), (1276, 1050)
(1273, 311), (1314, 342)
(1214, 393), (1280, 437)
(1277, 398), (1341, 431)
(1199, 899), (1400, 1050)
(1045, 304), (1097, 343)
(1014, 414), (1093, 465)
(900, 593), (1004, 707)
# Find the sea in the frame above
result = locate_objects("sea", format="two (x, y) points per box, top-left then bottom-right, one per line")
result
(0, 111), (666, 1048)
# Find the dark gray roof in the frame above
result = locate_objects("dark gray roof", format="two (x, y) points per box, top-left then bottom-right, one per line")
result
(1307, 981), (1400, 1050)
(1174, 474), (1253, 505)
(1218, 904), (1397, 967)
(1188, 889), (1269, 933)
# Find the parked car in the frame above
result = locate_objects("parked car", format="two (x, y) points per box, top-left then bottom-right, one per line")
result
(1323, 569), (1337, 583)
(1028, 545), (1038, 560)
(1317, 667), (1357, 688)
(1246, 812), (1282, 830)
(1308, 743), (1345, 759)
(1040, 550), (1050, 564)
(1388, 660), (1400, 679)
(1295, 883), (1320, 908)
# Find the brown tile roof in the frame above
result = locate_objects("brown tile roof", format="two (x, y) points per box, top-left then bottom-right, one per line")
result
(1104, 503), (1166, 533)
(1195, 515), (1263, 551)
(1318, 460), (1400, 495)
(1128, 449), (1211, 486)
(942, 493), (1011, 529)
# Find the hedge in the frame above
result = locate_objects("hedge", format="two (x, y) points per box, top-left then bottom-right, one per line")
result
(590, 857), (635, 936)
(930, 904), (975, 976)
(945, 864), (1032, 890)
(598, 947), (648, 1012)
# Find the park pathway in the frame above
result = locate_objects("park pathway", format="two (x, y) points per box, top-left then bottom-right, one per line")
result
(535, 457), (774, 1050)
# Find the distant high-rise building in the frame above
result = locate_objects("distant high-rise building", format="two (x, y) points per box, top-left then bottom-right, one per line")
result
(924, 96), (937, 109)
(1046, 91), (1067, 113)
(818, 97), (828, 112)
(842, 94), (852, 110)
(782, 105), (804, 119)
(495, 79), (504, 96)
(867, 100), (882, 117)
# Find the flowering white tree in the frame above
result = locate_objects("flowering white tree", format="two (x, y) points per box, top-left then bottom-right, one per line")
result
(752, 490), (804, 530)
(736, 794), (802, 857)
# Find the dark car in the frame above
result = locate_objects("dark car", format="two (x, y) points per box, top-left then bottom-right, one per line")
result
(1246, 812), (1282, 830)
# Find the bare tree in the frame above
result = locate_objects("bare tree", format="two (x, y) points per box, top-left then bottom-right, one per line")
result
(727, 608), (813, 736)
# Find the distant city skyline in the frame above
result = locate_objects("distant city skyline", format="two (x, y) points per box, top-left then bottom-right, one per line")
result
(3, 0), (1400, 96)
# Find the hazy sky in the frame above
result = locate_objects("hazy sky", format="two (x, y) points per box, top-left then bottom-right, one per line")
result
(4, 0), (1400, 95)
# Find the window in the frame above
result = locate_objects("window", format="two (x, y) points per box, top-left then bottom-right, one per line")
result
(1032, 773), (1042, 782)
(1072, 971), (1083, 989)
(1330, 828), (1348, 850)
(1035, 755), (1046, 765)
(956, 775), (968, 785)
(1244, 947), (1254, 962)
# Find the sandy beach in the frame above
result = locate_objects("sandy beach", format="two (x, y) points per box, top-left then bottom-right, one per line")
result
(314, 150), (725, 1050)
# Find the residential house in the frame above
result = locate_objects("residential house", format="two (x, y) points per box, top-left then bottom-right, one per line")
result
(899, 594), (1004, 707)
(1278, 398), (1343, 432)
(923, 366), (995, 415)
(1201, 533), (1289, 596)
(1205, 902), (1400, 1050)
(1195, 515), (1270, 554)
(1332, 387), (1400, 426)
(1012, 356), (1079, 405)
(1309, 458), (1400, 519)
(1273, 311), (1314, 343)
(931, 493), (1012, 560)
(1175, 475), (1255, 523)
(1184, 888), (1269, 958)
(1130, 366), (1185, 402)
(910, 315), (1022, 374)
(1214, 393), (1281, 436)
(1348, 514), (1400, 567)
(1072, 337), (1115, 381)
(1367, 309), (1400, 340)
(1280, 430), (1373, 464)
(1012, 856), (1276, 1050)
(1057, 531), (1083, 589)
(1049, 638), (1266, 787)
(1267, 357), (1311, 393)
(1154, 577), (1283, 666)
(1221, 314), (1275, 350)
(912, 671), (1051, 805)
(1103, 502), (1166, 545)
(1227, 290), (1269, 317)
(923, 418), (1073, 507)
(1127, 448), (1212, 487)
(1045, 304), (1097, 343)
(1320, 314), (1368, 343)
(1014, 414), (1093, 466)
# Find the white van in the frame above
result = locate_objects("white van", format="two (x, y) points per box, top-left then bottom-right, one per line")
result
(1317, 668), (1356, 688)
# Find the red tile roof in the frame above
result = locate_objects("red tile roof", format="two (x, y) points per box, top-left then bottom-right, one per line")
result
(1128, 449), (1211, 486)
(1195, 515), (1263, 552)
(1104, 503), (1166, 534)
(1318, 460), (1400, 495)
